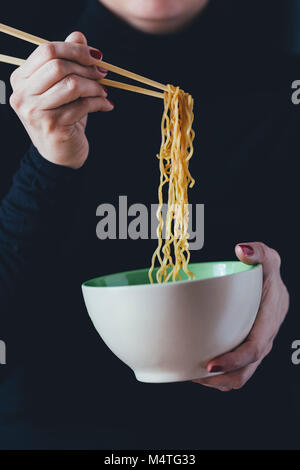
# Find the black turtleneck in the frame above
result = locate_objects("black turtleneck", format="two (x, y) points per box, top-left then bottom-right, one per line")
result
(0, 0), (299, 449)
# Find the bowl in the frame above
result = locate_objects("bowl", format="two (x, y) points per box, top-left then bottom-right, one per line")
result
(82, 261), (262, 383)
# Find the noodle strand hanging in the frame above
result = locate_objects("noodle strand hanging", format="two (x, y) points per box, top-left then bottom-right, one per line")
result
(149, 84), (195, 284)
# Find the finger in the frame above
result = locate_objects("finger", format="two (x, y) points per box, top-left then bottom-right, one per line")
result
(53, 96), (114, 125)
(235, 242), (281, 278)
(193, 360), (260, 390)
(65, 31), (88, 45)
(65, 32), (108, 75)
(193, 380), (232, 392)
(206, 338), (264, 373)
(39, 75), (107, 110)
(26, 59), (104, 96)
(16, 40), (103, 80)
(206, 319), (275, 373)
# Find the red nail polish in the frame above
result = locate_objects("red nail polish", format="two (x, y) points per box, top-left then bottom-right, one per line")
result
(239, 244), (254, 256)
(102, 86), (108, 94)
(209, 365), (223, 373)
(107, 99), (114, 107)
(90, 49), (102, 60)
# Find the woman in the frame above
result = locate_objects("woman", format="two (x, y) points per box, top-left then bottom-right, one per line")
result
(0, 0), (294, 449)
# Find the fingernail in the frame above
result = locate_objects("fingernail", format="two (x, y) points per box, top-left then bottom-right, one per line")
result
(97, 66), (108, 74)
(107, 99), (114, 107)
(90, 49), (102, 60)
(238, 244), (254, 256)
(102, 86), (108, 94)
(208, 365), (223, 373)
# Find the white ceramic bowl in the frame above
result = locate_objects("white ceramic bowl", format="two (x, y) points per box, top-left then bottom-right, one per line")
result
(82, 262), (262, 383)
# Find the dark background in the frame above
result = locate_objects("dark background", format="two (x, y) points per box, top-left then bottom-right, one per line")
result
(0, 0), (299, 450)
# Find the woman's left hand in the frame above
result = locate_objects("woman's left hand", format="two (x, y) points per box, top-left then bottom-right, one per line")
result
(193, 242), (290, 391)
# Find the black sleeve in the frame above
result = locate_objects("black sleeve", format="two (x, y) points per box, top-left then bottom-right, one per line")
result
(0, 144), (83, 306)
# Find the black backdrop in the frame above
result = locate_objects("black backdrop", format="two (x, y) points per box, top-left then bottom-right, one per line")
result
(0, 0), (299, 450)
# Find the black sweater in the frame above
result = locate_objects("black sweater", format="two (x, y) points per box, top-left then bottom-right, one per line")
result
(0, 0), (299, 449)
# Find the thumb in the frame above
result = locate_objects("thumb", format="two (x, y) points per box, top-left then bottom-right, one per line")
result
(235, 242), (281, 278)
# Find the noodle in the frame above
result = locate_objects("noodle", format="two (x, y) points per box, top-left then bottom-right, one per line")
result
(149, 84), (195, 284)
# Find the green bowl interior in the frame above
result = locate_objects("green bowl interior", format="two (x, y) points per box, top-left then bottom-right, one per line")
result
(83, 262), (258, 288)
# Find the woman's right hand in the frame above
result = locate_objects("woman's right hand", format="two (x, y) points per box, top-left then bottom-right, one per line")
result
(9, 31), (113, 169)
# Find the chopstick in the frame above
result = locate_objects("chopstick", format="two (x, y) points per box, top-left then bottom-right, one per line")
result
(99, 78), (164, 99)
(0, 53), (164, 99)
(0, 54), (24, 67)
(0, 23), (167, 93)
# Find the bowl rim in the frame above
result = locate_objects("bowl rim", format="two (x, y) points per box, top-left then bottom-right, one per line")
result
(82, 261), (262, 290)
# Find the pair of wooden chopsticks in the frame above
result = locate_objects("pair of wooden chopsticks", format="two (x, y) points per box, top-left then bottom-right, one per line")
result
(0, 23), (166, 99)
